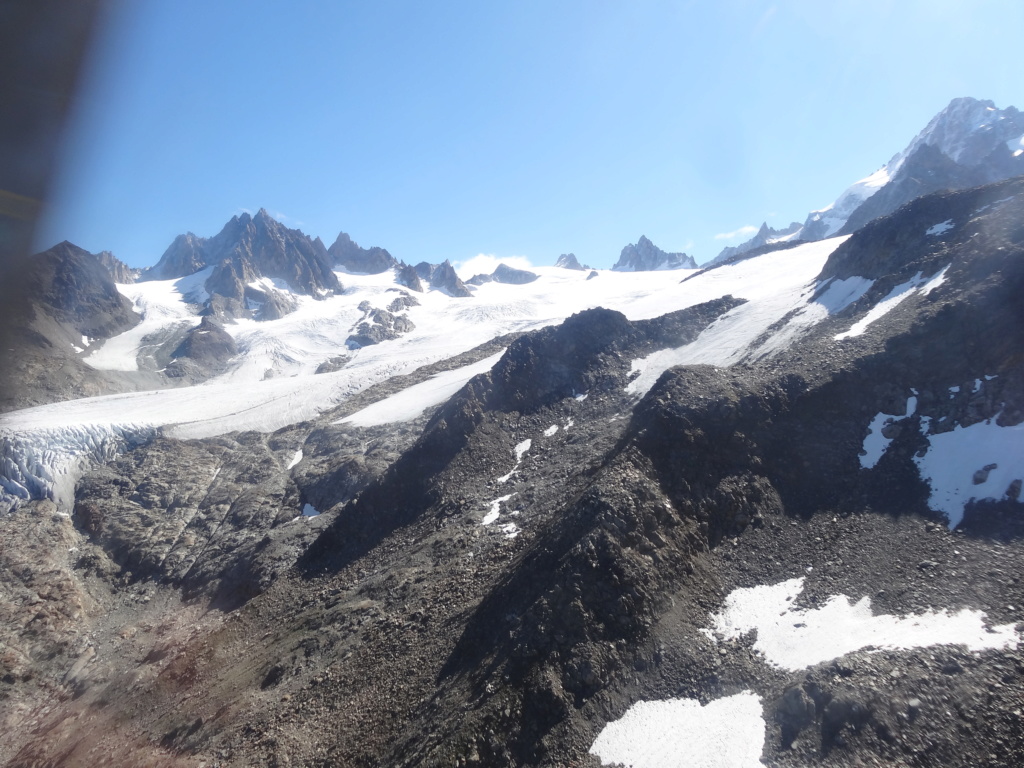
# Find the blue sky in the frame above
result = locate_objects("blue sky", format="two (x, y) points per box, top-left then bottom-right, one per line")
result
(36, 0), (1023, 269)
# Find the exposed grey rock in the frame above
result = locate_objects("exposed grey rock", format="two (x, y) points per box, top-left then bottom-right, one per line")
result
(346, 303), (416, 349)
(428, 260), (472, 297)
(492, 263), (538, 284)
(396, 264), (425, 292)
(146, 232), (207, 280)
(613, 235), (696, 271)
(315, 354), (350, 374)
(169, 316), (237, 369)
(386, 292), (419, 312)
(328, 232), (399, 274)
(466, 273), (493, 286)
(413, 261), (435, 281)
(750, 97), (1024, 247)
(0, 241), (143, 411)
(94, 251), (140, 283)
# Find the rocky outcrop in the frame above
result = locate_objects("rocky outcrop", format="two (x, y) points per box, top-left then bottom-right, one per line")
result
(395, 264), (425, 292)
(410, 260), (471, 297)
(95, 251), (139, 283)
(468, 264), (540, 286)
(166, 316), (237, 376)
(428, 260), (472, 297)
(15, 241), (140, 338)
(613, 235), (696, 271)
(492, 263), (539, 284)
(345, 300), (415, 349)
(837, 142), (1008, 236)
(328, 232), (399, 274)
(0, 242), (143, 411)
(146, 232), (207, 280)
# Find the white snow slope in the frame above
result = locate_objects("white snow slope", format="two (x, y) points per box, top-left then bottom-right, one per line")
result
(3, 236), (863, 512)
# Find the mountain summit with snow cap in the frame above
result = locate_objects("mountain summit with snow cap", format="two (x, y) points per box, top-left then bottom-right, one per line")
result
(717, 97), (1024, 262)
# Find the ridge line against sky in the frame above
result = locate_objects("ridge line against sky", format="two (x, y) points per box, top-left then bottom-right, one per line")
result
(35, 0), (1023, 270)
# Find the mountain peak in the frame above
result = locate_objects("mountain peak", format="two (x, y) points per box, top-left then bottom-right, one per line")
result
(717, 96), (1024, 260)
(613, 236), (696, 271)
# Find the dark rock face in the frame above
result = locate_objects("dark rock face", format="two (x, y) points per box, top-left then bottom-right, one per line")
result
(308, 298), (743, 567)
(386, 292), (419, 312)
(15, 241), (140, 338)
(147, 232), (207, 280)
(328, 232), (399, 274)
(492, 263), (539, 284)
(169, 316), (237, 369)
(613, 235), (696, 271)
(0, 242), (142, 411)
(396, 264), (425, 292)
(413, 261), (435, 281)
(94, 251), (139, 283)
(466, 264), (539, 286)
(554, 253), (587, 270)
(428, 260), (472, 297)
(408, 260), (472, 296)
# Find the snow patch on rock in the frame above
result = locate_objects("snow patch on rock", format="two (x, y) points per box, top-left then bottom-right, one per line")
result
(707, 577), (1019, 671)
(497, 439), (532, 483)
(926, 219), (955, 236)
(915, 416), (1024, 528)
(835, 266), (949, 340)
(589, 691), (765, 768)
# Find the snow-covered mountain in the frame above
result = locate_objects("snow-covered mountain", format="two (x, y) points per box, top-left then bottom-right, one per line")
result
(144, 208), (342, 321)
(716, 97), (1024, 262)
(2, 130), (1024, 766)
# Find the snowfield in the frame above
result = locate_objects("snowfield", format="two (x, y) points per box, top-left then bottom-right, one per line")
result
(337, 351), (506, 428)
